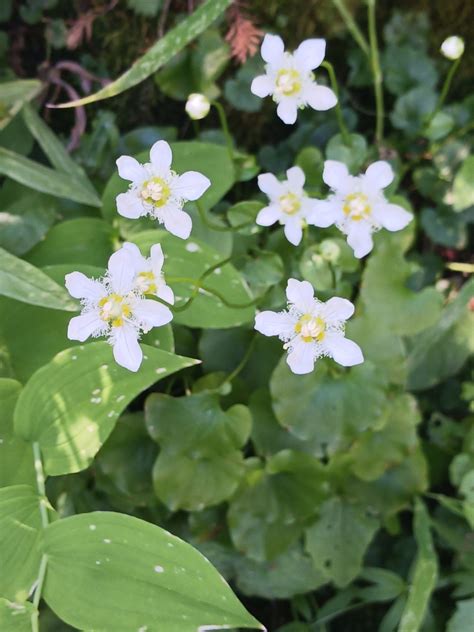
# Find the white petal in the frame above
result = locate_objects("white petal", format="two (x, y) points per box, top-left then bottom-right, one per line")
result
(294, 38), (326, 71)
(256, 204), (281, 226)
(323, 160), (349, 189)
(150, 243), (164, 272)
(261, 34), (285, 64)
(322, 297), (354, 322)
(258, 173), (282, 198)
(65, 272), (105, 301)
(149, 140), (172, 173)
(284, 220), (303, 246)
(116, 155), (146, 182)
(346, 223), (374, 259)
(277, 100), (298, 125)
(122, 242), (142, 259)
(116, 192), (145, 219)
(255, 310), (295, 337)
(286, 166), (305, 190)
(287, 338), (317, 374)
(134, 298), (173, 329)
(323, 333), (364, 367)
(306, 200), (340, 227)
(107, 248), (135, 294)
(251, 74), (273, 98)
(286, 278), (315, 312)
(364, 161), (394, 189)
(161, 207), (192, 240)
(372, 203), (413, 232)
(305, 85), (337, 111)
(112, 324), (143, 372)
(173, 171), (210, 201)
(67, 312), (103, 342)
(156, 284), (174, 305)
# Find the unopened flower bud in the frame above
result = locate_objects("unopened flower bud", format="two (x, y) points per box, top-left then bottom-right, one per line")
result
(440, 36), (465, 61)
(185, 93), (210, 120)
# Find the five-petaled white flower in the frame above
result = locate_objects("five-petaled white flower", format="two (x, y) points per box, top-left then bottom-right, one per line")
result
(122, 241), (174, 305)
(116, 140), (211, 240)
(251, 34), (337, 125)
(256, 166), (324, 245)
(312, 160), (413, 258)
(255, 278), (363, 375)
(65, 245), (173, 372)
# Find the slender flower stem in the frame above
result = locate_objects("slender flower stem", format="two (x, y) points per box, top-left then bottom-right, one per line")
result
(321, 61), (351, 145)
(211, 100), (234, 162)
(329, 0), (370, 57)
(224, 334), (258, 385)
(425, 57), (461, 129)
(367, 0), (384, 146)
(31, 443), (49, 632)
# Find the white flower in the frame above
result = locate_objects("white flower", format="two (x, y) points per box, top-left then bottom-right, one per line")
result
(116, 140), (211, 240)
(185, 93), (211, 120)
(256, 166), (325, 245)
(312, 160), (413, 258)
(440, 36), (465, 60)
(65, 246), (173, 372)
(255, 278), (363, 375)
(250, 34), (337, 124)
(122, 241), (174, 305)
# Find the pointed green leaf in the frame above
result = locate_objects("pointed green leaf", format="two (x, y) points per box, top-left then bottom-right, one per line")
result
(0, 247), (76, 311)
(0, 79), (41, 131)
(14, 343), (199, 476)
(42, 511), (263, 631)
(54, 0), (232, 108)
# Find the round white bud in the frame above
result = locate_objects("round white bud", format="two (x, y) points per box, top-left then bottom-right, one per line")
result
(440, 36), (465, 61)
(185, 93), (211, 120)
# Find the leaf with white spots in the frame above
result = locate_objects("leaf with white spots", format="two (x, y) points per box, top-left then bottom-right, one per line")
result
(133, 231), (255, 328)
(42, 512), (264, 632)
(13, 342), (199, 476)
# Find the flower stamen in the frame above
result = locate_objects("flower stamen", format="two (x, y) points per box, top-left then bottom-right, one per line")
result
(343, 192), (371, 222)
(99, 293), (132, 328)
(295, 314), (326, 343)
(275, 68), (302, 97)
(140, 177), (171, 207)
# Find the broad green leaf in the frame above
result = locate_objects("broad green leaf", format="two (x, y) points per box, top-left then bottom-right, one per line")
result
(270, 357), (387, 453)
(95, 412), (158, 510)
(295, 146), (324, 187)
(447, 599), (474, 632)
(21, 103), (97, 201)
(0, 192), (56, 256)
(146, 392), (251, 511)
(407, 279), (474, 390)
(0, 79), (41, 130)
(228, 451), (331, 561)
(0, 147), (100, 207)
(452, 155), (474, 212)
(26, 218), (114, 268)
(304, 497), (379, 587)
(390, 86), (437, 136)
(459, 471), (474, 528)
(359, 239), (442, 336)
(0, 247), (76, 311)
(133, 230), (255, 328)
(54, 0), (233, 108)
(235, 545), (326, 599)
(326, 133), (368, 172)
(348, 393), (421, 481)
(398, 499), (438, 632)
(239, 251), (284, 296)
(421, 207), (467, 249)
(0, 485), (51, 601)
(42, 511), (263, 632)
(0, 598), (37, 631)
(0, 263), (173, 382)
(0, 379), (34, 487)
(382, 45), (437, 96)
(101, 142), (235, 225)
(14, 343), (199, 476)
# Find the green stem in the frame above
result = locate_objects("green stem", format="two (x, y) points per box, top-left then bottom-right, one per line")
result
(425, 57), (461, 128)
(31, 443), (49, 631)
(211, 100), (234, 162)
(321, 61), (350, 144)
(367, 0), (384, 146)
(224, 334), (258, 385)
(329, 0), (370, 57)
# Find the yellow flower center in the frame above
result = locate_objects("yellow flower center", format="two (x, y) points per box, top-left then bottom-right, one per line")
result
(279, 192), (301, 215)
(99, 293), (132, 328)
(343, 193), (371, 221)
(140, 177), (170, 207)
(275, 69), (302, 97)
(136, 271), (157, 295)
(294, 314), (326, 343)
